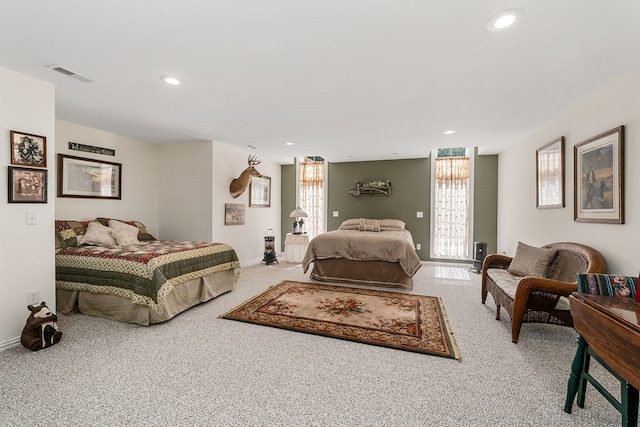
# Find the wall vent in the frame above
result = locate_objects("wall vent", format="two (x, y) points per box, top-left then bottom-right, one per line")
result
(47, 64), (93, 83)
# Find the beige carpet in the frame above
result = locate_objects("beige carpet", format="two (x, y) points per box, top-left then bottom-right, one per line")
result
(221, 280), (461, 360)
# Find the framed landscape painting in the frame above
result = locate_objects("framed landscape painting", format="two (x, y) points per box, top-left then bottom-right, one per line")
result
(536, 136), (564, 208)
(574, 126), (624, 223)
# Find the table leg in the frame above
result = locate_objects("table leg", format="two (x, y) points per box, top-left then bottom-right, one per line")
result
(564, 335), (588, 413)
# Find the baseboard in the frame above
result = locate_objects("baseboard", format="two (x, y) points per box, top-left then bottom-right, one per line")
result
(0, 337), (20, 352)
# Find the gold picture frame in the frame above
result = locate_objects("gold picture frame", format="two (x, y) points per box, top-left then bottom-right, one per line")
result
(574, 126), (624, 223)
(536, 136), (565, 208)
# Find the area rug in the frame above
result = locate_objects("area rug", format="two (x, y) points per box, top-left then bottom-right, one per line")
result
(220, 280), (461, 360)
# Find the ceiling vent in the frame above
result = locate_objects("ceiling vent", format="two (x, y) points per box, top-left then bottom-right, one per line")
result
(47, 64), (93, 83)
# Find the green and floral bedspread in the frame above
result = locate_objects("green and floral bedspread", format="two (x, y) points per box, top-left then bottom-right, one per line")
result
(56, 241), (240, 313)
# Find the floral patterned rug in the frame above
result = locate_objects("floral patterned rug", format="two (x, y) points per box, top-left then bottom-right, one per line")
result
(221, 281), (461, 360)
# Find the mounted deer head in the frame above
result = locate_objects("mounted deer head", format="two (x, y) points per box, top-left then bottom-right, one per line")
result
(229, 154), (262, 198)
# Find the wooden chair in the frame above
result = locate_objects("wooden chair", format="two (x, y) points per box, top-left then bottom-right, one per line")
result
(564, 273), (639, 427)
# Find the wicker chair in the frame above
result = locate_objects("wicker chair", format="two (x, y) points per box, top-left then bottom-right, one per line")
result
(481, 242), (607, 343)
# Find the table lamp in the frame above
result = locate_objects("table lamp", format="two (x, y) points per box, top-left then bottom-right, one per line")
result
(289, 207), (308, 234)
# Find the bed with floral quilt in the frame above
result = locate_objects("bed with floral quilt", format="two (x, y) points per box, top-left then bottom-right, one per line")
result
(55, 218), (241, 325)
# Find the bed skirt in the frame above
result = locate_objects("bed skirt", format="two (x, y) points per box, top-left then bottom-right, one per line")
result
(56, 269), (237, 325)
(309, 258), (414, 290)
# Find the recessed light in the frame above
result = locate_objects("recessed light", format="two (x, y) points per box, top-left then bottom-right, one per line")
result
(285, 142), (295, 146)
(487, 9), (524, 31)
(443, 130), (457, 135)
(160, 75), (180, 86)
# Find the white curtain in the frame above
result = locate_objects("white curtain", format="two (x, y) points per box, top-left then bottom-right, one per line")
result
(433, 156), (470, 258)
(299, 159), (324, 238)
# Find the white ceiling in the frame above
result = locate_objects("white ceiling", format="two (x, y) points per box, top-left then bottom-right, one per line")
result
(2, 1), (640, 164)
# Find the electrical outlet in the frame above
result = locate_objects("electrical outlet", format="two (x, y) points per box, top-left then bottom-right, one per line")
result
(416, 211), (423, 218)
(27, 290), (39, 305)
(416, 243), (422, 250)
(333, 211), (339, 217)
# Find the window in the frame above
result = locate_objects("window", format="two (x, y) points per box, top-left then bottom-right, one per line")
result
(298, 156), (325, 238)
(430, 148), (473, 259)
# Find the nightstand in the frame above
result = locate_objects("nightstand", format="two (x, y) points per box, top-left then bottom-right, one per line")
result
(284, 233), (310, 263)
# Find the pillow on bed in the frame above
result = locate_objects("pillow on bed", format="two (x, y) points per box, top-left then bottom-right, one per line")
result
(108, 220), (141, 245)
(507, 242), (557, 278)
(95, 217), (156, 241)
(338, 218), (361, 230)
(55, 220), (90, 249)
(379, 219), (406, 231)
(358, 218), (381, 232)
(82, 221), (118, 246)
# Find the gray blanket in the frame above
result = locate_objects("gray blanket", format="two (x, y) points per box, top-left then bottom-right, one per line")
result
(302, 229), (422, 277)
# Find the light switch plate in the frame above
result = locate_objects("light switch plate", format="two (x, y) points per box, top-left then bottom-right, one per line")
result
(416, 211), (423, 218)
(26, 211), (38, 225)
(333, 211), (339, 217)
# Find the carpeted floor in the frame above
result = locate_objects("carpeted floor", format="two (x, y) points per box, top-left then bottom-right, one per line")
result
(0, 261), (622, 426)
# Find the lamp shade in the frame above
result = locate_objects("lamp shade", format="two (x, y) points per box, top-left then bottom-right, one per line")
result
(289, 207), (308, 218)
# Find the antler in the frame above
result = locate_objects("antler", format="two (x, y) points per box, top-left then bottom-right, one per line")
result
(248, 154), (261, 166)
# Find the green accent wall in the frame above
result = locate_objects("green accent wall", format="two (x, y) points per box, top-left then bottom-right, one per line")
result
(473, 151), (498, 259)
(327, 159), (431, 258)
(281, 153), (498, 261)
(280, 163), (296, 251)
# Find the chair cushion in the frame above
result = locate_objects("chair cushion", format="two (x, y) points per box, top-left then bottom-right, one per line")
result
(578, 273), (637, 298)
(487, 268), (571, 311)
(507, 242), (557, 277)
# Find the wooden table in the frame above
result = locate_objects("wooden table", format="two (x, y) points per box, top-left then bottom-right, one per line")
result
(565, 293), (640, 425)
(570, 293), (640, 390)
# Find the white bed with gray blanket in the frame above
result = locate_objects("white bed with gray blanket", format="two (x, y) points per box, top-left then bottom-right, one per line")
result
(302, 218), (421, 290)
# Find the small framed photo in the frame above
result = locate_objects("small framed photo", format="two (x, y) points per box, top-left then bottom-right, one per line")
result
(8, 166), (48, 203)
(574, 126), (624, 223)
(225, 203), (245, 225)
(249, 175), (271, 207)
(536, 136), (565, 208)
(57, 154), (122, 199)
(10, 130), (47, 168)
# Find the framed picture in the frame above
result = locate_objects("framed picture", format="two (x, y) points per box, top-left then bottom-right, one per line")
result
(249, 175), (271, 207)
(225, 203), (245, 225)
(10, 130), (47, 168)
(8, 166), (47, 203)
(574, 126), (624, 223)
(536, 136), (565, 208)
(57, 154), (122, 199)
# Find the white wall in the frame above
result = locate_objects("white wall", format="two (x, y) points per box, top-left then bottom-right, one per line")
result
(157, 140), (281, 265)
(158, 141), (213, 241)
(0, 66), (56, 347)
(212, 143), (281, 265)
(55, 120), (160, 235)
(498, 66), (640, 274)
